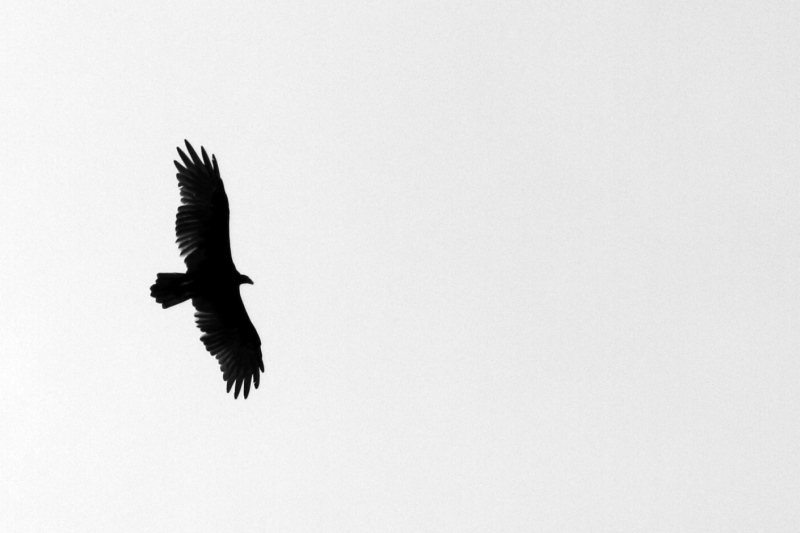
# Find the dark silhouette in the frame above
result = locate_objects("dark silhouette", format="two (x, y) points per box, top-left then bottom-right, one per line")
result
(151, 140), (263, 399)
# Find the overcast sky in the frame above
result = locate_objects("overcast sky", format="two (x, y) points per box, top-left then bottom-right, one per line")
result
(2, 1), (799, 531)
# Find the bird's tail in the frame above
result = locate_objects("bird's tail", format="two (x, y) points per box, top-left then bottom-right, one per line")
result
(150, 273), (195, 308)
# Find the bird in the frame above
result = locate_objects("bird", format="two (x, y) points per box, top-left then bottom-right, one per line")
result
(150, 140), (263, 399)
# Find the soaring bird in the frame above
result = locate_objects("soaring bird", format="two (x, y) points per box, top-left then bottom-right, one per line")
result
(150, 140), (263, 399)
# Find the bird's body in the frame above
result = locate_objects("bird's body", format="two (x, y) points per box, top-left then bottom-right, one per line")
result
(150, 140), (263, 399)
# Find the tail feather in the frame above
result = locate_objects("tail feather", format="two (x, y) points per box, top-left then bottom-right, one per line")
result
(150, 273), (194, 308)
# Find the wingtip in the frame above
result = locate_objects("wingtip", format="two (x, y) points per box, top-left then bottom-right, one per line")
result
(184, 141), (201, 164)
(243, 375), (252, 398)
(201, 146), (212, 168)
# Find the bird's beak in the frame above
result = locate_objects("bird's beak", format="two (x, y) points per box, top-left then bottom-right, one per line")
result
(243, 275), (254, 285)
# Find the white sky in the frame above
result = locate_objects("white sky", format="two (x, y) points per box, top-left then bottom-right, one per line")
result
(1, 1), (799, 531)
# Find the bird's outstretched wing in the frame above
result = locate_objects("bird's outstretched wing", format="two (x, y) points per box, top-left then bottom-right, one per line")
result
(173, 140), (233, 271)
(193, 291), (264, 399)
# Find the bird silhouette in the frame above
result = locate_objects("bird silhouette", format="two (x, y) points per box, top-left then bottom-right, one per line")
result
(151, 140), (263, 399)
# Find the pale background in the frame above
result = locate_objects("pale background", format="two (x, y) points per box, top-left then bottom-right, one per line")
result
(2, 1), (799, 531)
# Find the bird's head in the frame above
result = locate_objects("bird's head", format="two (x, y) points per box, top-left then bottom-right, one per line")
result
(239, 274), (254, 285)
